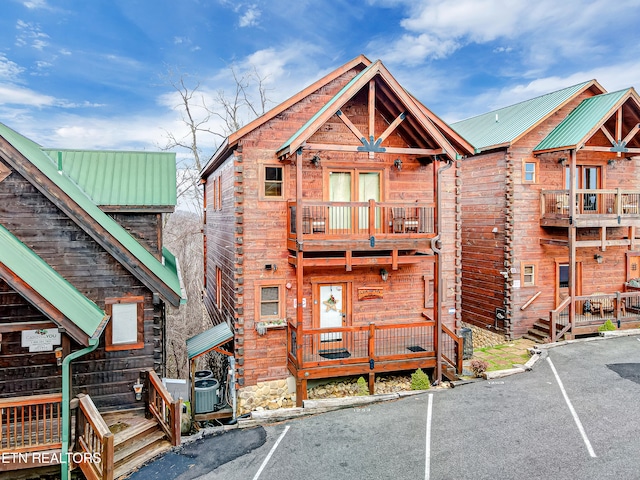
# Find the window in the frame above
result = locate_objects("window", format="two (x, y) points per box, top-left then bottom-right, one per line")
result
(523, 264), (535, 286)
(260, 286), (280, 318)
(105, 296), (144, 351)
(263, 166), (283, 198)
(522, 159), (538, 183)
(254, 281), (286, 321)
(216, 266), (222, 308)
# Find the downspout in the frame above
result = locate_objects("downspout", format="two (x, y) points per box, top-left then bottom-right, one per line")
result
(430, 158), (454, 385)
(61, 338), (99, 480)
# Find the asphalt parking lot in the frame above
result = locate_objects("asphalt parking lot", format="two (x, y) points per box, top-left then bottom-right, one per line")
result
(134, 334), (640, 480)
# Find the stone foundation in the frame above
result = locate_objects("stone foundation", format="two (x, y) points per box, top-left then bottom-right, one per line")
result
(462, 322), (507, 350)
(237, 378), (296, 415)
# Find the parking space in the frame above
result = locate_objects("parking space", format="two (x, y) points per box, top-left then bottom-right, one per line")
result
(144, 335), (640, 480)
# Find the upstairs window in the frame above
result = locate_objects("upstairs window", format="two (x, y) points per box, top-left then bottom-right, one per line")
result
(263, 166), (284, 199)
(523, 160), (538, 183)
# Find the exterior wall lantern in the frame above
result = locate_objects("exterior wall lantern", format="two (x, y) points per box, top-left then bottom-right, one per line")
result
(594, 254), (603, 264)
(380, 268), (389, 282)
(393, 158), (403, 170)
(133, 379), (144, 401)
(311, 155), (321, 167)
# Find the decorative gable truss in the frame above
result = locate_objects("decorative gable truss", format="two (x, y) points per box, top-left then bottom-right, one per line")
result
(535, 88), (640, 157)
(276, 61), (473, 161)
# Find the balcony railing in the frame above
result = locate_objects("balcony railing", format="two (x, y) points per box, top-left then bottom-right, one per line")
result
(549, 290), (640, 341)
(541, 189), (640, 224)
(288, 200), (436, 239)
(288, 319), (463, 374)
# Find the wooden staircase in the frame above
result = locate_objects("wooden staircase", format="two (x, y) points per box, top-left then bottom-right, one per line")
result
(523, 320), (551, 343)
(103, 410), (173, 479)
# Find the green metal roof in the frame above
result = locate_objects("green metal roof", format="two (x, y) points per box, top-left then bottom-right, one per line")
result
(0, 223), (107, 339)
(534, 89), (630, 153)
(187, 322), (233, 360)
(0, 122), (185, 305)
(42, 149), (177, 207)
(277, 62), (376, 154)
(451, 81), (596, 151)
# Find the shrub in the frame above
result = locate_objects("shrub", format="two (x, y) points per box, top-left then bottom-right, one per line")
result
(410, 368), (431, 390)
(470, 359), (489, 378)
(356, 376), (369, 396)
(598, 319), (616, 332)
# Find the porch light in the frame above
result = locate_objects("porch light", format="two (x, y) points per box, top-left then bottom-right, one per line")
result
(594, 254), (603, 264)
(133, 379), (144, 401)
(311, 155), (321, 167)
(394, 158), (403, 170)
(380, 268), (389, 282)
(558, 158), (567, 166)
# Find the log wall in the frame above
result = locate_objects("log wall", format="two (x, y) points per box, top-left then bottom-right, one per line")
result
(0, 159), (164, 410)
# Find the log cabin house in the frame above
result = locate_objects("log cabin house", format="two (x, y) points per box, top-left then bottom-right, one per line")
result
(0, 123), (185, 479)
(201, 55), (474, 407)
(453, 81), (640, 342)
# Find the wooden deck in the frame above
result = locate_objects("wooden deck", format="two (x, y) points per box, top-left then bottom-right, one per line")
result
(287, 320), (462, 404)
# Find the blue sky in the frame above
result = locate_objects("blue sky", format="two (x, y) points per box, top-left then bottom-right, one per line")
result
(2, 0), (640, 159)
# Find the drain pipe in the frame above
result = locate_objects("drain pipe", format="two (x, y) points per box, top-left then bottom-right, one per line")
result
(431, 158), (454, 385)
(229, 356), (237, 421)
(61, 338), (99, 480)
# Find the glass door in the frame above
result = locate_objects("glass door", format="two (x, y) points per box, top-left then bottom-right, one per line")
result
(565, 166), (601, 213)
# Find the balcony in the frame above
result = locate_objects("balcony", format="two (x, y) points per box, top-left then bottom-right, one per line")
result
(541, 189), (640, 228)
(287, 200), (436, 253)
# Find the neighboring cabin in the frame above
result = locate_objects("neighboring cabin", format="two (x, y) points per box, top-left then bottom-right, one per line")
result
(0, 123), (185, 476)
(201, 55), (474, 408)
(453, 81), (640, 341)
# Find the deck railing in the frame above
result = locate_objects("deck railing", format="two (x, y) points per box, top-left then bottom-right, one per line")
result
(288, 320), (437, 367)
(549, 290), (640, 341)
(288, 200), (436, 238)
(74, 393), (114, 480)
(541, 189), (640, 217)
(142, 369), (181, 447)
(0, 393), (62, 454)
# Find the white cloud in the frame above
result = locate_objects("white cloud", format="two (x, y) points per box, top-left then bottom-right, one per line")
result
(23, 0), (50, 9)
(0, 82), (56, 107)
(0, 54), (25, 80)
(239, 6), (261, 27)
(370, 0), (640, 69)
(15, 20), (50, 50)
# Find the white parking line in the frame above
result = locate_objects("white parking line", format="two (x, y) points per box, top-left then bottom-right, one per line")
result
(252, 425), (290, 480)
(547, 357), (597, 458)
(425, 393), (433, 480)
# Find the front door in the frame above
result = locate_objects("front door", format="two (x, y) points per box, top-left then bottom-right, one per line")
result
(318, 283), (347, 348)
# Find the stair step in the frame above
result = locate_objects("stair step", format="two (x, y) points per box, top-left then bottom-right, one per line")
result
(113, 418), (159, 450)
(523, 333), (546, 344)
(114, 428), (167, 466)
(114, 438), (172, 479)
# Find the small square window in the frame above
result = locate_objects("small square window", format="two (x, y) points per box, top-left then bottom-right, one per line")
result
(264, 166), (283, 197)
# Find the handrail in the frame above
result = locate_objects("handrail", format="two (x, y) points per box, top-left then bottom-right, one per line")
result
(143, 369), (181, 447)
(75, 394), (113, 480)
(521, 291), (542, 310)
(549, 296), (572, 342)
(0, 393), (62, 454)
(441, 324), (463, 374)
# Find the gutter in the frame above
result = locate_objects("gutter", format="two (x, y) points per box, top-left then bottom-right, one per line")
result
(430, 158), (454, 384)
(61, 337), (100, 480)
